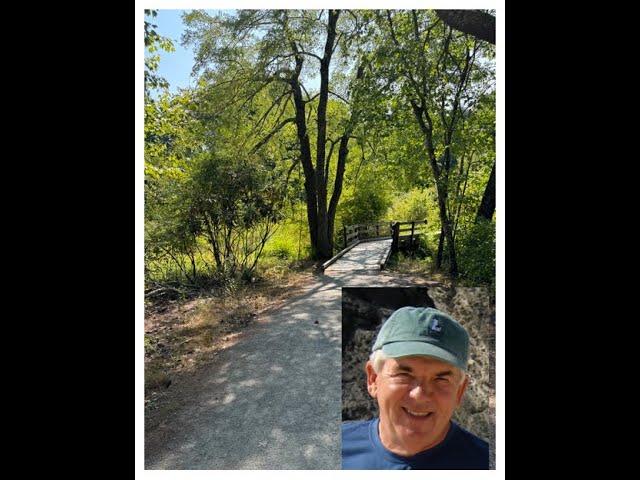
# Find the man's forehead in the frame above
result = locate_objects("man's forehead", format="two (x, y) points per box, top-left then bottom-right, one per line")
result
(385, 355), (458, 372)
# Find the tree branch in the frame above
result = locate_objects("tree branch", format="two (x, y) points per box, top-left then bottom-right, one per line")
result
(325, 138), (339, 183)
(435, 10), (495, 44)
(385, 10), (400, 46)
(305, 92), (320, 103)
(250, 117), (296, 153)
(298, 49), (323, 61)
(252, 89), (291, 136)
(328, 89), (350, 104)
(411, 10), (420, 40)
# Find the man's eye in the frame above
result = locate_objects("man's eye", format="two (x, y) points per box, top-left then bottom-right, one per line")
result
(435, 377), (450, 383)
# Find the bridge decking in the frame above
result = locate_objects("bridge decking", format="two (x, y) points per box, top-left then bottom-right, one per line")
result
(323, 238), (393, 273)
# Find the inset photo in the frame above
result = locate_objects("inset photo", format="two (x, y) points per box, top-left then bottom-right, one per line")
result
(341, 287), (495, 470)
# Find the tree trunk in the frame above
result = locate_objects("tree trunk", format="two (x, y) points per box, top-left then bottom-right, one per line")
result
(314, 10), (340, 259)
(203, 214), (223, 272)
(445, 220), (458, 277)
(411, 100), (458, 278)
(476, 160), (496, 222)
(327, 64), (363, 253)
(289, 58), (319, 258)
(436, 226), (444, 268)
(435, 10), (495, 44)
(327, 134), (349, 252)
(435, 188), (458, 277)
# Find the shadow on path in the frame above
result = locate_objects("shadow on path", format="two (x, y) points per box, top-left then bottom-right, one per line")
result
(145, 267), (435, 469)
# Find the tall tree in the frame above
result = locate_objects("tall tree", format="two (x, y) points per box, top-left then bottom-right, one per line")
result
(183, 9), (367, 260)
(370, 10), (494, 277)
(435, 9), (496, 222)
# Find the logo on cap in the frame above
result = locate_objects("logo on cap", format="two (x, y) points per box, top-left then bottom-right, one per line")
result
(427, 318), (444, 338)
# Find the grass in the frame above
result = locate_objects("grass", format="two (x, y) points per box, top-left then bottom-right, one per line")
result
(262, 220), (311, 261)
(383, 233), (452, 284)
(385, 228), (495, 288)
(385, 251), (449, 284)
(145, 219), (312, 287)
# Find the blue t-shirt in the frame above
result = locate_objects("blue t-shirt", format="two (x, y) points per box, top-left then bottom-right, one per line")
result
(342, 418), (489, 469)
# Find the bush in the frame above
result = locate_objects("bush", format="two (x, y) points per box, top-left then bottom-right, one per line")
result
(262, 217), (310, 260)
(413, 232), (434, 257)
(386, 187), (435, 223)
(339, 177), (392, 227)
(457, 218), (495, 286)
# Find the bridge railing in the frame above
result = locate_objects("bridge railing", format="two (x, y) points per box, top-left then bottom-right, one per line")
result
(342, 219), (427, 250)
(391, 220), (428, 252)
(342, 222), (394, 248)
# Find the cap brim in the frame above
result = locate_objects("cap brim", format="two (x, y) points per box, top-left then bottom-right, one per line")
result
(381, 341), (464, 370)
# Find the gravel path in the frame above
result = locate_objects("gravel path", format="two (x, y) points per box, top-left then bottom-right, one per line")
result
(145, 265), (426, 469)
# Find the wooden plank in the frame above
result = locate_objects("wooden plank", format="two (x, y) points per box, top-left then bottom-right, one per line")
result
(320, 240), (362, 272)
(395, 220), (427, 225)
(324, 238), (393, 273)
(358, 236), (392, 242)
(380, 242), (394, 269)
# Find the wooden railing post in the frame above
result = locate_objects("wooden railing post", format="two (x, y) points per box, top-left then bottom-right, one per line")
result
(410, 221), (415, 249)
(392, 222), (400, 252)
(376, 223), (379, 237)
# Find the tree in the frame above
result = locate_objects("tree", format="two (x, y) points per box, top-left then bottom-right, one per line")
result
(144, 91), (202, 284)
(435, 9), (496, 222)
(369, 10), (495, 277)
(145, 85), (288, 284)
(189, 150), (284, 280)
(182, 9), (369, 260)
(144, 10), (175, 96)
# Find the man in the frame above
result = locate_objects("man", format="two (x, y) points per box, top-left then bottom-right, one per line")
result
(342, 306), (489, 469)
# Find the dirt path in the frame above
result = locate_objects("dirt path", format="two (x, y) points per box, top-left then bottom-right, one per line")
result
(145, 269), (431, 469)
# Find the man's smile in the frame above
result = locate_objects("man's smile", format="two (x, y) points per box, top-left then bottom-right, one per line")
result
(402, 407), (434, 419)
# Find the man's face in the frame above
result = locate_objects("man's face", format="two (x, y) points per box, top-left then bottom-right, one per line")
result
(366, 355), (468, 456)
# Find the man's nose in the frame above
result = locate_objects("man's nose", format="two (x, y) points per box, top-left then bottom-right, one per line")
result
(409, 381), (432, 400)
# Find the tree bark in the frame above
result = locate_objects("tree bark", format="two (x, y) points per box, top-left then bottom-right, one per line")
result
(327, 63), (363, 252)
(435, 10), (495, 44)
(476, 160), (496, 222)
(434, 179), (458, 276)
(314, 10), (340, 259)
(289, 57), (319, 257)
(327, 134), (350, 252)
(436, 226), (444, 268)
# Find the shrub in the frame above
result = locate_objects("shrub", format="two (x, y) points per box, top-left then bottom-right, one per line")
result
(386, 187), (435, 223)
(339, 177), (392, 227)
(457, 218), (495, 286)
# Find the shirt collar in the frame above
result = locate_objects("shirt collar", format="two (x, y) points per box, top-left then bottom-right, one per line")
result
(368, 417), (459, 464)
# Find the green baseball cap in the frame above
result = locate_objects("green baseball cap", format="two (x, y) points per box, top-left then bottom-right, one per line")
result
(372, 307), (469, 371)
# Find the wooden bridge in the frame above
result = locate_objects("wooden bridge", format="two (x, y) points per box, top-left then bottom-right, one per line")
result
(321, 220), (427, 273)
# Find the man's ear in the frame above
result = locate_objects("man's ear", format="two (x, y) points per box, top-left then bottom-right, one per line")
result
(365, 361), (378, 398)
(455, 373), (469, 407)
